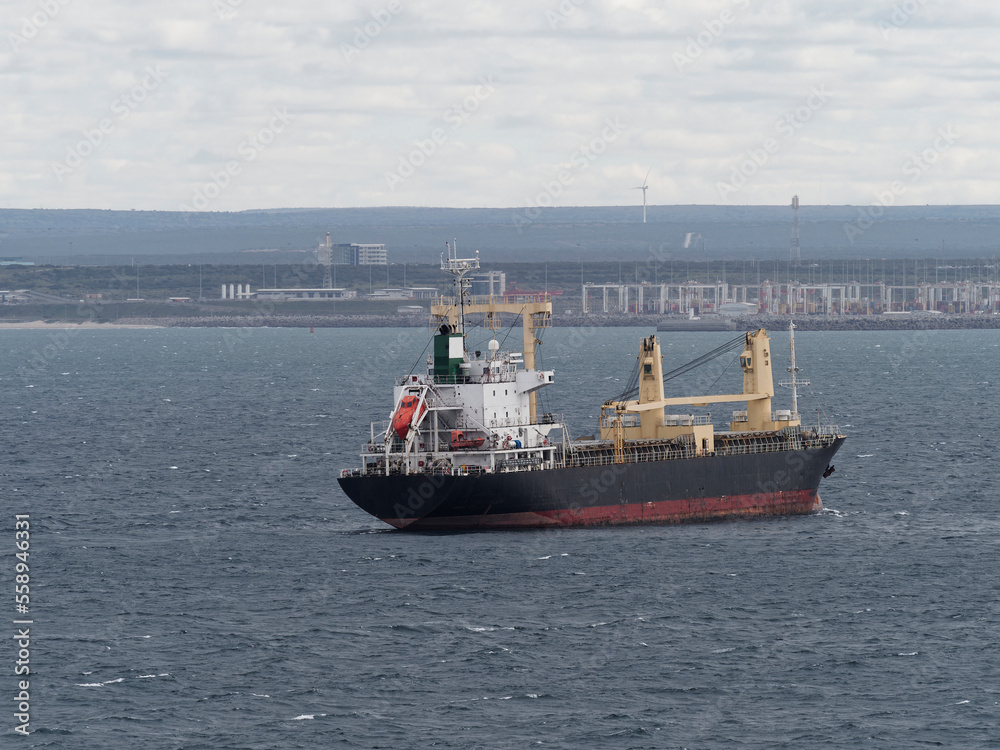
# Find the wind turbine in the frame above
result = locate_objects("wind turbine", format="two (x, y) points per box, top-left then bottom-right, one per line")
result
(632, 166), (652, 223)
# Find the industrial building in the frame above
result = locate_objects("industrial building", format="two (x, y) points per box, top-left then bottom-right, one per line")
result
(253, 288), (357, 301)
(317, 233), (387, 265)
(367, 287), (439, 300)
(582, 280), (1000, 316)
(220, 284), (254, 300)
(470, 271), (506, 297)
(220, 283), (356, 300)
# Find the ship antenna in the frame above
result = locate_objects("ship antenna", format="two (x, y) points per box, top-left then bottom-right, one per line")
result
(458, 242), (466, 335)
(779, 320), (809, 420)
(788, 320), (807, 420)
(439, 238), (480, 338)
(788, 321), (798, 419)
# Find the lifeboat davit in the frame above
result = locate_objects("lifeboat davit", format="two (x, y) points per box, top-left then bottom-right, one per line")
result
(392, 395), (425, 440)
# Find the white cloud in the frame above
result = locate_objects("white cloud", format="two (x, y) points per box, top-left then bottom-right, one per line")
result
(0, 0), (997, 209)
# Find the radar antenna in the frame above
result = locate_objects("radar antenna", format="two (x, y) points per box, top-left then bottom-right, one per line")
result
(439, 239), (479, 335)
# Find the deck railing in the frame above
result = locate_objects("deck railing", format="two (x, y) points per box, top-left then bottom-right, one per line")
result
(345, 426), (841, 477)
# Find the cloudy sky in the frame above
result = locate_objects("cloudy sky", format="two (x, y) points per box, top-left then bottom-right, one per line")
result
(1, 0), (995, 211)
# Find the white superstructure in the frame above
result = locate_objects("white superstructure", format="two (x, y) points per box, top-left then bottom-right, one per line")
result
(352, 242), (566, 478)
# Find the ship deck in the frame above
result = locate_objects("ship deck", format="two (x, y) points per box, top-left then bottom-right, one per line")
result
(344, 427), (843, 479)
(565, 428), (841, 469)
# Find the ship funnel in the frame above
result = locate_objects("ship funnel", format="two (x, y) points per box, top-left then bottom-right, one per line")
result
(433, 326), (465, 383)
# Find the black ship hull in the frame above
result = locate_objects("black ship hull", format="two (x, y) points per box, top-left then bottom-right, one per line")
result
(338, 438), (844, 530)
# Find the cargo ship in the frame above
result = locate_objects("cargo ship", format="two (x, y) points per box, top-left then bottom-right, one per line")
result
(338, 244), (845, 530)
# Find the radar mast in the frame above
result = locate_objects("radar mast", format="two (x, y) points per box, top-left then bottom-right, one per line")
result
(440, 239), (479, 335)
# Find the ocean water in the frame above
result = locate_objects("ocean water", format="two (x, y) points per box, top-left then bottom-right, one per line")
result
(3, 325), (998, 749)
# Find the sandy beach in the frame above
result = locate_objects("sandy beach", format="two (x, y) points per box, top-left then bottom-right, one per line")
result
(0, 321), (162, 329)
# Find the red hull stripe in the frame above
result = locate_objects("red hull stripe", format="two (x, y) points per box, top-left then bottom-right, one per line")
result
(381, 490), (823, 530)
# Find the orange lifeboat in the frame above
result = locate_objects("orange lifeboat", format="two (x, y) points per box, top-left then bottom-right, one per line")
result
(450, 429), (485, 450)
(392, 395), (425, 440)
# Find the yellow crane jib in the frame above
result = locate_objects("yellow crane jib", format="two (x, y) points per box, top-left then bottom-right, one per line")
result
(599, 330), (799, 454)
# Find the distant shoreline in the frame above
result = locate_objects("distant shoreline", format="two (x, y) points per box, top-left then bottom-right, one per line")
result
(0, 321), (161, 329)
(17, 313), (991, 331)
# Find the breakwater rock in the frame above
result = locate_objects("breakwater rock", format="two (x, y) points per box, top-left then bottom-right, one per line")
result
(114, 313), (1000, 331)
(117, 314), (427, 328)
